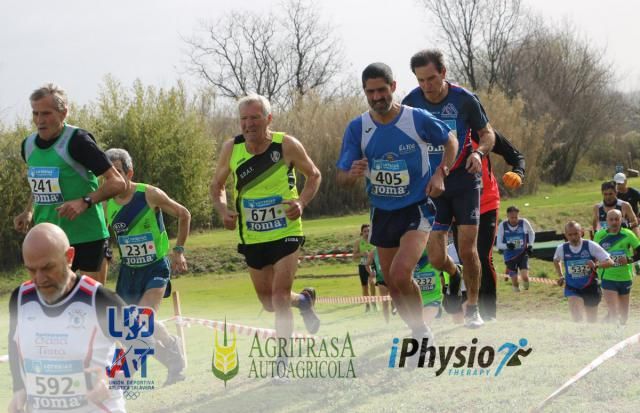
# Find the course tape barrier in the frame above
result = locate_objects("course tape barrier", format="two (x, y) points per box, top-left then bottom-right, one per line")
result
(300, 253), (353, 260)
(167, 315), (317, 340)
(316, 295), (392, 304)
(533, 331), (640, 412)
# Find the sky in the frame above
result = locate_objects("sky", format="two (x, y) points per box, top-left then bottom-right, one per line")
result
(1, 0), (638, 123)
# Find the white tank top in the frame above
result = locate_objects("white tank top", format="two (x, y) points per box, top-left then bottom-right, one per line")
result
(15, 276), (126, 413)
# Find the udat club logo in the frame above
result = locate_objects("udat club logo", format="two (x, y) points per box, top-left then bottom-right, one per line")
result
(388, 337), (532, 377)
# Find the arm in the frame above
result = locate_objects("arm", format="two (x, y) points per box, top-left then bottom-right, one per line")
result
(13, 195), (33, 234)
(492, 130), (526, 174)
(426, 131), (458, 198)
(336, 121), (366, 187)
(466, 124), (495, 174)
(56, 166), (126, 221)
(553, 259), (564, 286)
(353, 239), (361, 263)
(524, 219), (536, 245)
(146, 186), (191, 273)
(210, 140), (238, 230)
(623, 202), (640, 237)
(495, 222), (506, 250)
(282, 135), (322, 220)
(592, 204), (599, 233)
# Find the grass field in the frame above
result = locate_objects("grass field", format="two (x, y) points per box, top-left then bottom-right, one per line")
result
(2, 177), (640, 412)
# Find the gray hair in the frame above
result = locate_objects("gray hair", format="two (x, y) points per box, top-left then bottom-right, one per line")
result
(105, 148), (133, 173)
(30, 83), (68, 113)
(237, 94), (271, 117)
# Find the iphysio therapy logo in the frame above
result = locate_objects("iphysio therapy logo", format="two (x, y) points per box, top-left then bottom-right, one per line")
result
(211, 319), (239, 386)
(388, 337), (532, 377)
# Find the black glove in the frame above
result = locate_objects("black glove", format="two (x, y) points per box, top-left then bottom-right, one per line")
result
(526, 245), (533, 255)
(507, 242), (516, 250)
(511, 167), (525, 178)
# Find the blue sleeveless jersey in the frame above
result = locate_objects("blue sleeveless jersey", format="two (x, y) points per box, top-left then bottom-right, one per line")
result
(402, 83), (488, 173)
(337, 106), (450, 210)
(562, 240), (597, 289)
(502, 219), (528, 261)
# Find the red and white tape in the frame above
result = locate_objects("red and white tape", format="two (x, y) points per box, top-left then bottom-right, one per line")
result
(533, 331), (640, 412)
(300, 253), (353, 260)
(316, 295), (392, 304)
(167, 316), (316, 339)
(527, 276), (558, 286)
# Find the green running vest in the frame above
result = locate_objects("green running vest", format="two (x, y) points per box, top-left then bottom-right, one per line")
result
(229, 132), (303, 244)
(24, 124), (108, 244)
(106, 183), (169, 267)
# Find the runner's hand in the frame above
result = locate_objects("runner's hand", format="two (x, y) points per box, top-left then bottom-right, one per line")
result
(8, 389), (26, 413)
(283, 199), (304, 220)
(426, 170), (445, 198)
(349, 158), (368, 177)
(171, 250), (188, 273)
(557, 276), (564, 286)
(85, 367), (111, 405)
(222, 210), (238, 230)
(466, 152), (482, 174)
(56, 199), (89, 220)
(13, 210), (33, 234)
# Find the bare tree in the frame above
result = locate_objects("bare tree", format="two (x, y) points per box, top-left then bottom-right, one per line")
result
(185, 12), (287, 103)
(420, 0), (523, 90)
(185, 1), (343, 107)
(282, 0), (343, 99)
(421, 0), (482, 89)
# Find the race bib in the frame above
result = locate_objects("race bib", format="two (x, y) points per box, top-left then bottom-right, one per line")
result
(566, 259), (591, 278)
(371, 159), (410, 197)
(506, 235), (524, 249)
(415, 271), (436, 292)
(25, 359), (88, 411)
(28, 167), (63, 205)
(610, 250), (627, 266)
(243, 196), (287, 232)
(118, 233), (157, 265)
(599, 220), (608, 230)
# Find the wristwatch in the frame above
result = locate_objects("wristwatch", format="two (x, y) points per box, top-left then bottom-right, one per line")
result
(82, 196), (93, 208)
(437, 165), (450, 177)
(472, 149), (485, 159)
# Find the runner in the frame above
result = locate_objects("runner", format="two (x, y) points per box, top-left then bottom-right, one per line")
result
(211, 94), (322, 343)
(614, 172), (640, 217)
(592, 181), (639, 237)
(496, 206), (535, 292)
(353, 224), (376, 312)
(367, 247), (392, 323)
(402, 49), (496, 328)
(554, 221), (614, 323)
(413, 249), (446, 325)
(8, 223), (126, 413)
(593, 209), (640, 325)
(105, 148), (189, 386)
(337, 62), (457, 339)
(14, 83), (126, 283)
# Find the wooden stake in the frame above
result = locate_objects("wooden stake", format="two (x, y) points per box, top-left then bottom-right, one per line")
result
(172, 290), (187, 367)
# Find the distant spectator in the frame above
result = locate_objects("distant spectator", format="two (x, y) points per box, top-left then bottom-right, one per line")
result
(614, 172), (640, 217)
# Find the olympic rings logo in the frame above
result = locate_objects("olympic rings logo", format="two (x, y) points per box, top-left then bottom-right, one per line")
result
(123, 390), (141, 400)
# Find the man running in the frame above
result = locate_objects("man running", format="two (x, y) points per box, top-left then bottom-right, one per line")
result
(8, 224), (126, 413)
(354, 224), (376, 312)
(211, 94), (322, 340)
(402, 49), (495, 328)
(367, 247), (392, 323)
(105, 148), (189, 386)
(14, 83), (126, 284)
(592, 181), (639, 237)
(413, 249), (446, 325)
(614, 172), (640, 217)
(554, 221), (614, 323)
(593, 209), (640, 325)
(496, 206), (535, 292)
(337, 62), (457, 339)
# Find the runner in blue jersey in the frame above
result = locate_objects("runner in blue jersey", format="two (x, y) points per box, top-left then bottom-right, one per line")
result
(402, 49), (495, 328)
(553, 221), (614, 323)
(336, 62), (457, 340)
